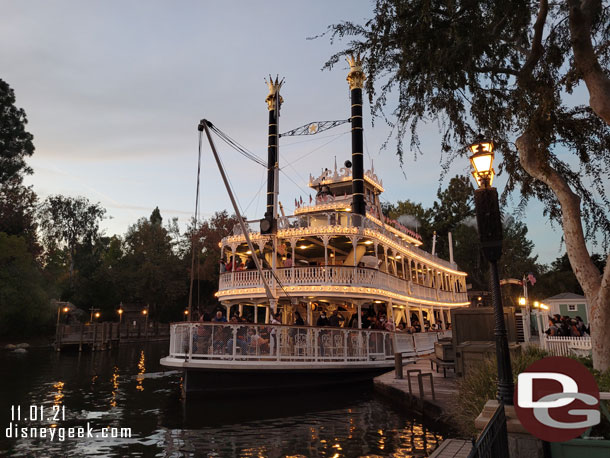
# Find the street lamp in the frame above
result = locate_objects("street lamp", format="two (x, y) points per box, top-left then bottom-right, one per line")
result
(469, 135), (495, 188)
(518, 297), (527, 307)
(470, 135), (514, 406)
(142, 305), (149, 337)
(184, 309), (189, 321)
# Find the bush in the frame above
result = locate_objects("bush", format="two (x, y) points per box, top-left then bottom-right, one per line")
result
(449, 347), (610, 439)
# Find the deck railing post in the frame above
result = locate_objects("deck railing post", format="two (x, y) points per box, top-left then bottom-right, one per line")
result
(395, 353), (404, 379)
(314, 328), (319, 362)
(232, 325), (237, 360)
(188, 323), (193, 361)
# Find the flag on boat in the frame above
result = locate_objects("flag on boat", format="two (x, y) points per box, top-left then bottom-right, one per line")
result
(300, 196), (303, 205)
(309, 195), (312, 203)
(294, 198), (298, 207)
(527, 273), (537, 285)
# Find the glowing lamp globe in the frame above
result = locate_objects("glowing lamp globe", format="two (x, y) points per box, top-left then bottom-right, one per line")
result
(469, 136), (495, 188)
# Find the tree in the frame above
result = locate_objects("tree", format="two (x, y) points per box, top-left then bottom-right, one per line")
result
(40, 195), (106, 286)
(120, 209), (186, 320)
(382, 199), (433, 245)
(0, 78), (35, 186)
(0, 178), (39, 256)
(0, 233), (51, 337)
(184, 211), (240, 313)
(322, 0), (610, 369)
(431, 175), (475, 260)
(0, 78), (40, 256)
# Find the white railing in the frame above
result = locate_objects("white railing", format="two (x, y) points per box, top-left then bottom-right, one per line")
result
(394, 330), (452, 356)
(542, 336), (592, 357)
(219, 266), (468, 303)
(168, 322), (396, 363)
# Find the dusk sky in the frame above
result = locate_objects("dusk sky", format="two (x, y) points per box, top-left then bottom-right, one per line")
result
(1, 1), (599, 266)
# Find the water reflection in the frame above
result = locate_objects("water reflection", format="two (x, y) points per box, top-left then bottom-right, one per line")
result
(0, 342), (447, 457)
(135, 351), (145, 392)
(52, 381), (65, 406)
(110, 366), (119, 408)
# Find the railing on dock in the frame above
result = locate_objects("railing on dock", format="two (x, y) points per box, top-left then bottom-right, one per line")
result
(467, 403), (509, 458)
(168, 322), (451, 363)
(55, 322), (170, 351)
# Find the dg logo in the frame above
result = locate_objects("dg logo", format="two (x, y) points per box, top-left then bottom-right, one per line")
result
(514, 356), (600, 442)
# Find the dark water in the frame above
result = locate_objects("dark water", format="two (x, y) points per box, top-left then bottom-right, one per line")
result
(0, 342), (446, 457)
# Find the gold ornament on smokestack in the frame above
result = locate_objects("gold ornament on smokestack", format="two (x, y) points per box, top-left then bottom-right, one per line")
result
(265, 75), (284, 111)
(346, 54), (366, 90)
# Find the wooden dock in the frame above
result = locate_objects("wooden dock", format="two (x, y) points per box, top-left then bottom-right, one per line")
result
(55, 322), (170, 351)
(375, 356), (474, 457)
(375, 356), (460, 420)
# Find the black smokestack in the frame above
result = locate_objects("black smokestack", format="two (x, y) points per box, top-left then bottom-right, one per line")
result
(262, 76), (283, 234)
(347, 56), (366, 217)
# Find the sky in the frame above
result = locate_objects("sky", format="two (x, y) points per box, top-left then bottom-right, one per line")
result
(0, 0), (598, 266)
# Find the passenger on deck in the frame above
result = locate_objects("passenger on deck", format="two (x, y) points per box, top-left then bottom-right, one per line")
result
(245, 256), (256, 270)
(270, 312), (281, 355)
(294, 311), (305, 326)
(212, 311), (227, 323)
(328, 310), (345, 327)
(283, 253), (293, 267)
(316, 312), (330, 327)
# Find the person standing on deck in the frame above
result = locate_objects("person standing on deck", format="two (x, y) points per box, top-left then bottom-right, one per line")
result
(328, 310), (345, 327)
(269, 312), (281, 356)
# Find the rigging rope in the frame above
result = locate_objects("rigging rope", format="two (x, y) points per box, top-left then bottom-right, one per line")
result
(208, 123), (266, 167)
(187, 130), (204, 318)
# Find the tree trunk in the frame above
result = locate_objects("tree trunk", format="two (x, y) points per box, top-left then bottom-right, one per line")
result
(69, 246), (75, 288)
(516, 130), (609, 370)
(567, 0), (610, 369)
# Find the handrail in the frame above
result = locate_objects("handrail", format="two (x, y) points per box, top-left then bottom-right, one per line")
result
(168, 322), (394, 363)
(167, 322), (449, 363)
(218, 265), (468, 303)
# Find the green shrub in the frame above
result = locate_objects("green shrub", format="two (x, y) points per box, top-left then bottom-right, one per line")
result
(450, 346), (549, 436)
(449, 347), (610, 439)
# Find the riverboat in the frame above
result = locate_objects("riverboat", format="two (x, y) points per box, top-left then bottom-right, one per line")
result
(160, 57), (469, 394)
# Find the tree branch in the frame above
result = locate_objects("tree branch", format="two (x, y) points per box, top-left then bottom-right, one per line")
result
(569, 0), (610, 124)
(516, 130), (602, 297)
(474, 66), (520, 76)
(519, 0), (549, 79)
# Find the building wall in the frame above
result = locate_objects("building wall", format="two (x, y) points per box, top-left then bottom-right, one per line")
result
(558, 303), (588, 324)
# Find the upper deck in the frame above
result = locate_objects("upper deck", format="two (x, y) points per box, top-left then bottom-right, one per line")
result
(218, 211), (468, 310)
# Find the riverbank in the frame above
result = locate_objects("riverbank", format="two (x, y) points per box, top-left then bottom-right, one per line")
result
(0, 335), (54, 350)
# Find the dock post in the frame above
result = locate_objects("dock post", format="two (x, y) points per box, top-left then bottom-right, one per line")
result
(394, 353), (403, 379)
(79, 324), (84, 351)
(92, 323), (97, 351)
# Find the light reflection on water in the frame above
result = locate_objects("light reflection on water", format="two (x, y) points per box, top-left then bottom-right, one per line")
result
(0, 342), (446, 457)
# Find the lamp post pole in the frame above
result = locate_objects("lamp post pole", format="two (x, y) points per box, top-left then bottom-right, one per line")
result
(470, 136), (514, 406)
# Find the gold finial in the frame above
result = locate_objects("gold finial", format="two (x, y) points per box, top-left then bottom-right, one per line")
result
(346, 54), (366, 90)
(265, 75), (284, 111)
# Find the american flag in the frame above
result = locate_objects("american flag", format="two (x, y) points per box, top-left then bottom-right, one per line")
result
(527, 273), (537, 286)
